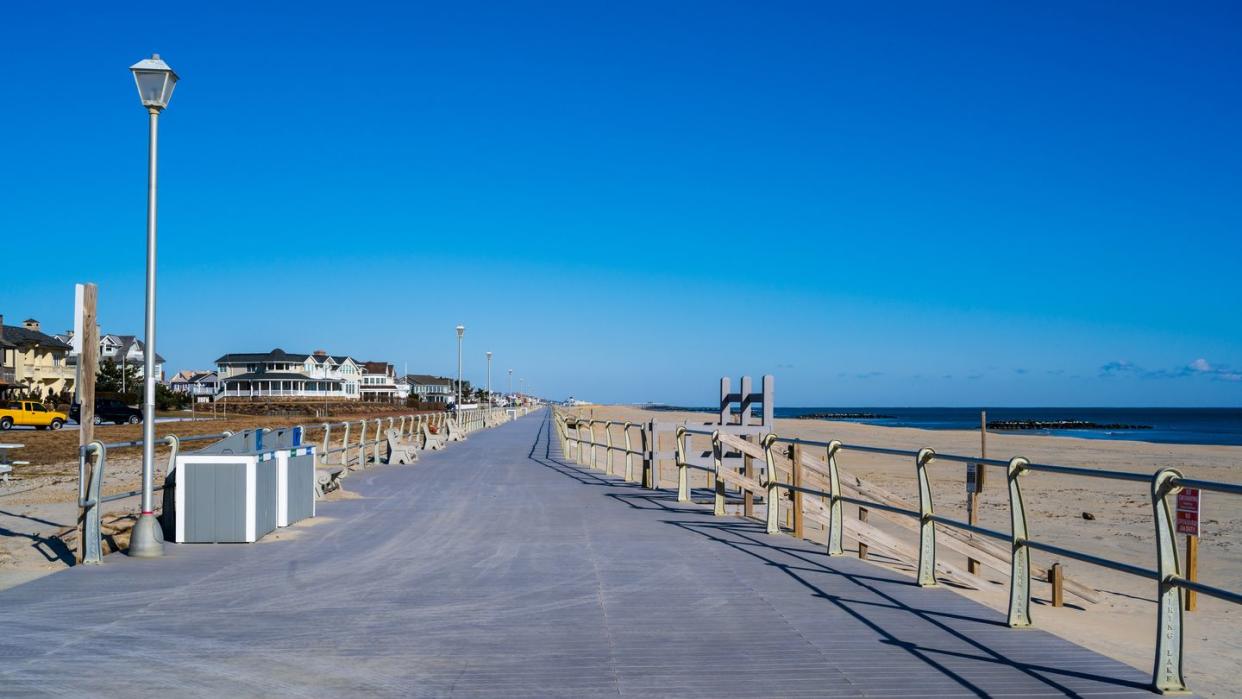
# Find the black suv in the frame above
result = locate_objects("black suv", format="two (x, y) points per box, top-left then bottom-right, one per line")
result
(71, 398), (143, 425)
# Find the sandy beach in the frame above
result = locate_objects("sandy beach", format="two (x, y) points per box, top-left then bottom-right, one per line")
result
(562, 405), (1242, 697)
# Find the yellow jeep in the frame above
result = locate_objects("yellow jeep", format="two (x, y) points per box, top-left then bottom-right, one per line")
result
(0, 400), (68, 430)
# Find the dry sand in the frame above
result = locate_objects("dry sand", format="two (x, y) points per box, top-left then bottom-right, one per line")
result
(566, 405), (1241, 697)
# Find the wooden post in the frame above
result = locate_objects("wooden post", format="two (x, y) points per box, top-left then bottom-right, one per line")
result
(76, 283), (98, 563)
(858, 507), (869, 560)
(979, 410), (988, 488)
(1185, 535), (1198, 612)
(1049, 563), (1064, 607)
(967, 463), (981, 575)
(791, 443), (804, 540)
(966, 410), (988, 575)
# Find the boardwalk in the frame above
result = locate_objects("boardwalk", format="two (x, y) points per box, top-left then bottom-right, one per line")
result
(0, 411), (1156, 697)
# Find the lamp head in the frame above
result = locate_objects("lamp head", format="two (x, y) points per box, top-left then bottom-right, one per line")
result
(130, 54), (178, 110)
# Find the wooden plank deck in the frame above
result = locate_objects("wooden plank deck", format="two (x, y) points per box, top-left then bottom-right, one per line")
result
(0, 410), (1159, 697)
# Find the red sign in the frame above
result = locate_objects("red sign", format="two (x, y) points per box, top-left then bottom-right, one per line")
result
(1176, 488), (1200, 536)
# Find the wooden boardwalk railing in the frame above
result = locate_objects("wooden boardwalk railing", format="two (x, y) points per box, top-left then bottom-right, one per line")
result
(553, 408), (1242, 695)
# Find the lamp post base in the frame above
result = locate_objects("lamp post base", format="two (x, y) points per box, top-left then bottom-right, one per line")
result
(128, 512), (165, 558)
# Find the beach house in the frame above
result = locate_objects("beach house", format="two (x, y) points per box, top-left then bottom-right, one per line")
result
(405, 374), (454, 404)
(359, 361), (400, 402)
(169, 370), (220, 401)
(0, 316), (74, 400)
(215, 349), (362, 400)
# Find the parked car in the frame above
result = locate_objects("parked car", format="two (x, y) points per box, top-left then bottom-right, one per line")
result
(70, 398), (143, 425)
(0, 401), (68, 430)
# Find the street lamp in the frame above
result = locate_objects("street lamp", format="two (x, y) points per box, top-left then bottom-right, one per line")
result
(455, 325), (464, 410)
(508, 368), (513, 403)
(486, 351), (492, 407)
(128, 53), (178, 558)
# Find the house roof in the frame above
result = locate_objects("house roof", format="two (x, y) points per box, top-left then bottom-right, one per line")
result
(215, 348), (315, 364)
(222, 372), (343, 384)
(0, 324), (71, 351)
(107, 335), (167, 364)
(405, 374), (453, 387)
(362, 361), (394, 375)
(170, 370), (217, 384)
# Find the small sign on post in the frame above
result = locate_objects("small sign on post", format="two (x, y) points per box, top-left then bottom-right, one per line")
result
(1177, 488), (1201, 612)
(1176, 488), (1200, 536)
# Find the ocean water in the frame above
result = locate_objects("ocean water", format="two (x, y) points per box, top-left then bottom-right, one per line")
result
(649, 406), (1242, 447)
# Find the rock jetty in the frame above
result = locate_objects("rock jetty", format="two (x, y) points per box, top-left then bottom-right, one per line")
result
(987, 420), (1152, 431)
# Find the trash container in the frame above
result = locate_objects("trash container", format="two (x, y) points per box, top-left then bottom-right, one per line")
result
(170, 429), (279, 543)
(259, 426), (317, 527)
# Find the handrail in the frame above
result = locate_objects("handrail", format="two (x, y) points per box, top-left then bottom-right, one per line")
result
(553, 407), (1240, 694)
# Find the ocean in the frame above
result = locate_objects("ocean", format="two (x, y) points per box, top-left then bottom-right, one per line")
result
(647, 406), (1242, 447)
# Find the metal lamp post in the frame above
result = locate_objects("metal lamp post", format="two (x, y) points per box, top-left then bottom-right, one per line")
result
(455, 325), (464, 410)
(508, 369), (513, 404)
(486, 351), (492, 407)
(128, 54), (178, 558)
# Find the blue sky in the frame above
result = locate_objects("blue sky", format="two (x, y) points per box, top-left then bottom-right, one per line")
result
(2, 1), (1239, 406)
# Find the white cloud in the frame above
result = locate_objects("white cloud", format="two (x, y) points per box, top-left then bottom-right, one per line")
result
(1188, 358), (1212, 373)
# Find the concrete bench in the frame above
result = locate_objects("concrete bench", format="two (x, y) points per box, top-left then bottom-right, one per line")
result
(420, 423), (446, 451)
(315, 464), (348, 497)
(385, 428), (419, 465)
(445, 418), (466, 443)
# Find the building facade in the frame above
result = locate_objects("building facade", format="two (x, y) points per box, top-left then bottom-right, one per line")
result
(169, 370), (220, 401)
(0, 316), (74, 399)
(405, 375), (454, 404)
(215, 349), (362, 400)
(359, 361), (400, 402)
(54, 330), (167, 382)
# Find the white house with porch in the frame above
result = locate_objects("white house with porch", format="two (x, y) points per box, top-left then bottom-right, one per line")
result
(215, 349), (361, 400)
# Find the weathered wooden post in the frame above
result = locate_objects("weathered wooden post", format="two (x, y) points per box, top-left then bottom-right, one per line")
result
(791, 443), (804, 540)
(76, 283), (98, 563)
(604, 421), (614, 476)
(1049, 563), (1064, 607)
(1185, 534), (1199, 612)
(857, 507), (869, 559)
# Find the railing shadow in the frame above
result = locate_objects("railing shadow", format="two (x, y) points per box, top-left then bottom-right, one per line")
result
(534, 415), (1152, 697)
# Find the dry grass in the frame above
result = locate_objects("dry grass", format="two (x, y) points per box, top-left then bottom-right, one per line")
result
(8, 408), (439, 476)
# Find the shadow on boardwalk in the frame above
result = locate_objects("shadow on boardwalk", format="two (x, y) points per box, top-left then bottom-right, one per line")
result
(528, 417), (1153, 698)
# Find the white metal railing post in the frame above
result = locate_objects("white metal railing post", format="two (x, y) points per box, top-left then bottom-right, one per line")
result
(1151, 467), (1187, 694)
(712, 431), (726, 516)
(624, 422), (635, 483)
(588, 420), (599, 469)
(1007, 456), (1032, 627)
(762, 433), (780, 535)
(675, 426), (689, 502)
(825, 440), (844, 556)
(81, 441), (107, 564)
(915, 448), (937, 587)
(604, 421), (614, 476)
